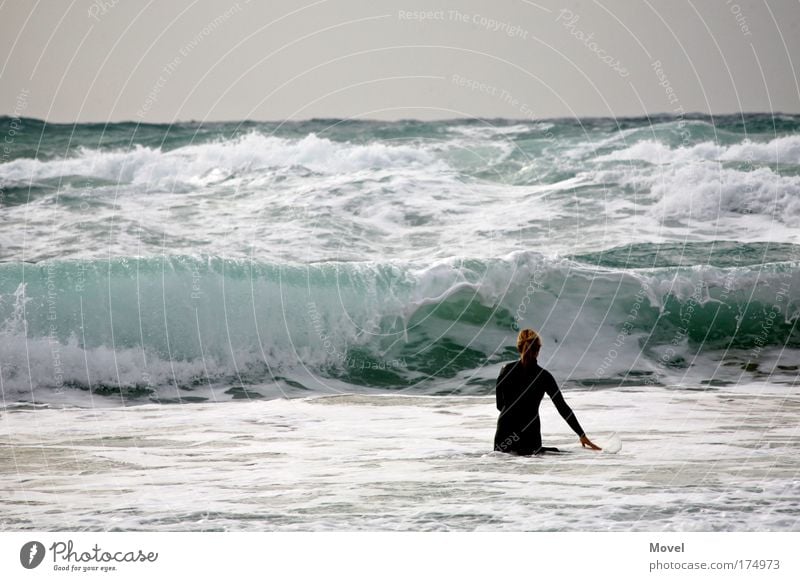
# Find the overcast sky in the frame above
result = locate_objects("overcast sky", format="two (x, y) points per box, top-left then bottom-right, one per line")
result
(1, 0), (798, 122)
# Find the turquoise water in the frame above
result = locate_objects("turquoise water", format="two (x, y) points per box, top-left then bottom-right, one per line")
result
(1, 114), (799, 404)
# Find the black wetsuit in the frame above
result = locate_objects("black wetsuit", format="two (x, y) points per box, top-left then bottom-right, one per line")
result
(494, 360), (585, 455)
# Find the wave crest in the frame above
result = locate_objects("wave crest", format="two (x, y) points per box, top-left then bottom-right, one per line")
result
(2, 253), (798, 402)
(0, 132), (439, 189)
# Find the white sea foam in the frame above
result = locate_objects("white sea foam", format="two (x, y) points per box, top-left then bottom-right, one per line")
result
(4, 125), (800, 265)
(2, 389), (797, 530)
(598, 135), (800, 165)
(447, 123), (553, 138)
(638, 164), (800, 221)
(0, 132), (439, 188)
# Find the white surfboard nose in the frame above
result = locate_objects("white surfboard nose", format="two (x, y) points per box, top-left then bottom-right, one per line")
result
(601, 432), (622, 454)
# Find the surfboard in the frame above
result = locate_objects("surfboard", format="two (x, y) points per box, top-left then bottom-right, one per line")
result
(597, 432), (622, 454)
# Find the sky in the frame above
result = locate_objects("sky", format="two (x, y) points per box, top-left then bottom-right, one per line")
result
(1, 0), (799, 122)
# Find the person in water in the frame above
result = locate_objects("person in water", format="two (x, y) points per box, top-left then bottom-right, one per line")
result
(494, 328), (601, 455)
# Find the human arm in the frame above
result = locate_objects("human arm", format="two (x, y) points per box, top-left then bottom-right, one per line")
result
(545, 374), (602, 450)
(543, 371), (597, 441)
(548, 386), (586, 437)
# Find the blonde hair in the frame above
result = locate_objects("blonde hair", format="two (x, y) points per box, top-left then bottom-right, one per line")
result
(517, 328), (542, 367)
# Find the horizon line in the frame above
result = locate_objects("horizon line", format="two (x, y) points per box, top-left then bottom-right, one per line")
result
(1, 111), (797, 126)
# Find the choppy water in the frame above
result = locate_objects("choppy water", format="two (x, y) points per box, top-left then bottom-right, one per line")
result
(1, 114), (798, 403)
(2, 390), (797, 531)
(2, 114), (798, 532)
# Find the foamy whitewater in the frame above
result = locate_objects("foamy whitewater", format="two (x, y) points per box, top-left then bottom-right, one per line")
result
(1, 114), (798, 531)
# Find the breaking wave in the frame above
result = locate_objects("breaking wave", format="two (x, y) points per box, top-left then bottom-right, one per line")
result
(2, 251), (798, 403)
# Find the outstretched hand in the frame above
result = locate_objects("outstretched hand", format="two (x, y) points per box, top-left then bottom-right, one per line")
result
(580, 435), (602, 451)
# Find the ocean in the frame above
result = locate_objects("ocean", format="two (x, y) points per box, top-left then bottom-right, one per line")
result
(1, 114), (798, 531)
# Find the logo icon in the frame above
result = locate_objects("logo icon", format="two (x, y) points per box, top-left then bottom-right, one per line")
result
(20, 541), (45, 569)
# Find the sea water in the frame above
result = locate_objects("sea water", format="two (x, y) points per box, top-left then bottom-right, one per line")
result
(1, 114), (798, 530)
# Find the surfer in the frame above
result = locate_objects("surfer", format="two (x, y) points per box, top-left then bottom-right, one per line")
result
(494, 328), (601, 455)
